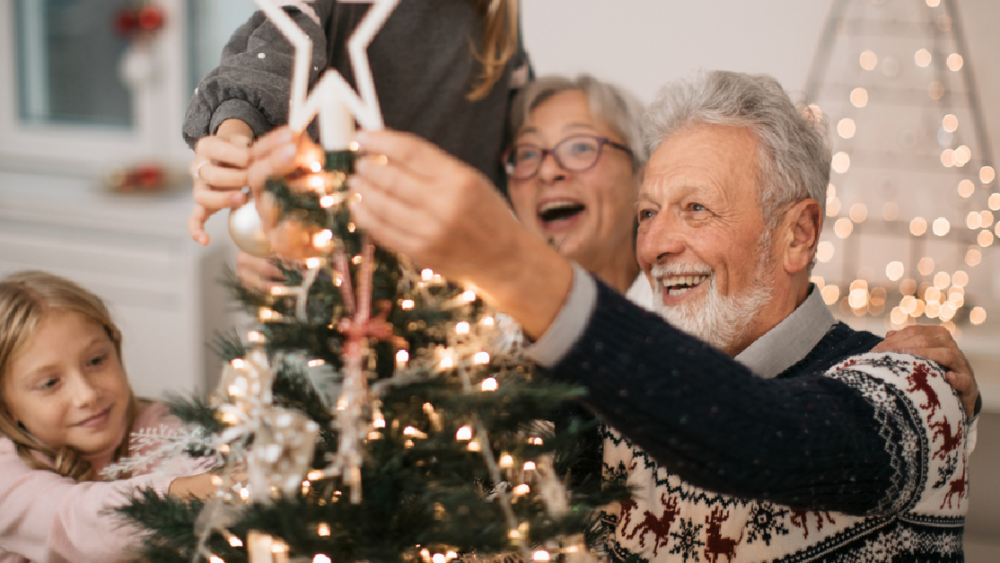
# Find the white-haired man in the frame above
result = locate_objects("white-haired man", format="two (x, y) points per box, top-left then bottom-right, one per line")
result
(251, 70), (974, 561)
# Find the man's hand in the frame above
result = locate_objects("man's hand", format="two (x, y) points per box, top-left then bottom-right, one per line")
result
(872, 325), (980, 417)
(188, 119), (254, 245)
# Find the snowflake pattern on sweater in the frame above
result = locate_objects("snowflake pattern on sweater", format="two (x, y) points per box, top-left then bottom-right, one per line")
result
(601, 353), (968, 563)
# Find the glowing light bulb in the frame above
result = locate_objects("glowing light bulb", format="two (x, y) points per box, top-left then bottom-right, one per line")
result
(523, 461), (536, 471)
(850, 88), (869, 108)
(982, 166), (997, 185)
(456, 426), (473, 441)
(859, 50), (878, 70)
(915, 48), (932, 67)
(315, 556), (332, 563)
(395, 349), (409, 366)
(533, 551), (551, 562)
(910, 217), (928, 236)
(481, 377), (498, 391)
(229, 535), (244, 547)
(421, 269), (434, 281)
(512, 484), (531, 496)
(834, 218), (854, 238)
(455, 322), (470, 335)
(977, 230), (994, 247)
(499, 454), (514, 468)
(231, 358), (245, 369)
(932, 217), (951, 236)
(947, 53), (964, 71)
(821, 285), (840, 305)
(305, 257), (322, 269)
(942, 114), (959, 132)
(918, 257), (936, 276)
(886, 261), (904, 281)
(473, 351), (490, 365)
(816, 241), (835, 263)
(832, 152), (851, 174)
(849, 203), (868, 223)
(317, 523), (331, 537)
(970, 307), (987, 325)
(838, 118), (856, 139)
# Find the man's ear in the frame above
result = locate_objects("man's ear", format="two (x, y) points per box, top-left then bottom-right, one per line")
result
(782, 198), (822, 275)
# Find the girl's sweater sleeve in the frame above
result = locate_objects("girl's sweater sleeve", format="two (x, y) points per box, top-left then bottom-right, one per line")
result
(182, 0), (338, 146)
(0, 440), (174, 563)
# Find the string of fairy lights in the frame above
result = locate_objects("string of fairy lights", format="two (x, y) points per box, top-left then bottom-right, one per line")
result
(805, 0), (995, 333)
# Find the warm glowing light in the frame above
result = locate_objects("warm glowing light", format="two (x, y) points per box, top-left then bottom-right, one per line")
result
(307, 470), (325, 481)
(317, 523), (331, 537)
(481, 377), (498, 391)
(222, 412), (239, 425)
(474, 351), (490, 365)
(352, 255), (363, 265)
(957, 179), (975, 198)
(231, 358), (245, 369)
(320, 195), (336, 208)
(401, 299), (415, 310)
(900, 279), (917, 295)
(886, 261), (905, 281)
(848, 288), (868, 309)
(827, 197), (842, 217)
(982, 211), (995, 227)
(229, 535), (243, 547)
(499, 454), (514, 468)
(966, 248), (982, 266)
(455, 321), (470, 335)
(977, 230), (994, 247)
(456, 426), (473, 441)
(859, 50), (878, 70)
(991, 193), (1000, 210)
(954, 145), (971, 167)
(838, 118), (857, 139)
(941, 149), (956, 167)
(467, 441), (481, 452)
(967, 211), (983, 229)
(395, 349), (409, 365)
(315, 556), (332, 563)
(918, 257), (936, 276)
(312, 229), (334, 249)
(816, 241), (835, 263)
(512, 484), (531, 496)
(982, 166), (997, 185)
(942, 114), (959, 132)
(533, 551), (551, 562)
(925, 301), (941, 319)
(849, 203), (868, 223)
(821, 285), (840, 305)
(810, 276), (825, 289)
(910, 217), (928, 236)
(928, 81), (945, 100)
(834, 217), (854, 238)
(480, 316), (495, 326)
(912, 299), (926, 318)
(509, 530), (521, 540)
(248, 330), (265, 343)
(970, 307), (987, 325)
(939, 303), (957, 322)
(890, 307), (908, 325)
(926, 0), (941, 6)
(832, 152), (851, 173)
(439, 355), (454, 369)
(433, 554), (446, 563)
(210, 557), (225, 563)
(305, 257), (322, 269)
(531, 437), (544, 446)
(952, 271), (969, 288)
(523, 461), (536, 471)
(914, 48), (932, 67)
(239, 487), (250, 501)
(933, 272), (951, 289)
(421, 269), (434, 281)
(947, 53), (964, 71)
(883, 202), (899, 221)
(932, 217), (950, 236)
(850, 88), (869, 108)
(925, 287), (942, 302)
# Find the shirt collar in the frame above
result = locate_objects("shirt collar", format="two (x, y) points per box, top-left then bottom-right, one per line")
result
(735, 285), (836, 378)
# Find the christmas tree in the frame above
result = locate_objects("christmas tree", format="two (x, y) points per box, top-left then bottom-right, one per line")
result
(115, 2), (619, 561)
(805, 0), (997, 332)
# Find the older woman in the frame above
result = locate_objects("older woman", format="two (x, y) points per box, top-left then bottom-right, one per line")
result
(503, 75), (646, 296)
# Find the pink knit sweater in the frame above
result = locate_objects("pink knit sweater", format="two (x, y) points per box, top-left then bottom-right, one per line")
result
(0, 402), (205, 562)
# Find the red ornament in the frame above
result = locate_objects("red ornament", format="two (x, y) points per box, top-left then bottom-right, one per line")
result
(137, 6), (165, 31)
(135, 164), (165, 188)
(114, 8), (139, 36)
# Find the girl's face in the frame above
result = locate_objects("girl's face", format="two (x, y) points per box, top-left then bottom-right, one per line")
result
(3, 311), (130, 457)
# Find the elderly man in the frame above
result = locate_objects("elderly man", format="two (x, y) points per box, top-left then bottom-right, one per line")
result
(334, 70), (972, 562)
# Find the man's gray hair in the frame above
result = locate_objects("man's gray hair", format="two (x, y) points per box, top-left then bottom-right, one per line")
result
(644, 71), (830, 228)
(509, 74), (649, 170)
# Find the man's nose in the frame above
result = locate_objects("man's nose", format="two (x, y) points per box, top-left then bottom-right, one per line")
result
(637, 212), (686, 266)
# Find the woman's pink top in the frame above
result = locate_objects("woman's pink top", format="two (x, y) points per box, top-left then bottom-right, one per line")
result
(0, 402), (206, 562)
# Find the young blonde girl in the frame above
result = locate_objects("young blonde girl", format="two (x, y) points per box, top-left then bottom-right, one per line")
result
(0, 271), (216, 563)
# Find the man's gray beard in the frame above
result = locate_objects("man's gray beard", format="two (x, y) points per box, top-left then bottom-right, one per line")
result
(650, 238), (774, 352)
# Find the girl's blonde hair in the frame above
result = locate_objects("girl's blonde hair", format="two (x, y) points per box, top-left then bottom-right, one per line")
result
(468, 0), (519, 101)
(0, 271), (139, 481)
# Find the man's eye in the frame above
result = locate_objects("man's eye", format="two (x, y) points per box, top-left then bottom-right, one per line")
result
(638, 209), (656, 222)
(690, 203), (707, 212)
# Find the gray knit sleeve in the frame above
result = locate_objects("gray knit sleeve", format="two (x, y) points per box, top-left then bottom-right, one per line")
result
(182, 1), (337, 146)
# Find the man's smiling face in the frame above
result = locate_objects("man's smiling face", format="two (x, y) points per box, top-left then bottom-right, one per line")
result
(637, 124), (779, 355)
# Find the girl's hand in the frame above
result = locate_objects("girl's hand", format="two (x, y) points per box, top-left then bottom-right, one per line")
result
(872, 325), (980, 416)
(236, 251), (286, 293)
(188, 119), (254, 245)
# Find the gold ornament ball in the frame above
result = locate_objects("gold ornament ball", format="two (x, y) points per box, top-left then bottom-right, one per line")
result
(229, 200), (272, 258)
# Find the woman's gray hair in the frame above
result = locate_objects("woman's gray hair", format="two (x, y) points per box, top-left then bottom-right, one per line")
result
(644, 71), (830, 229)
(509, 74), (648, 170)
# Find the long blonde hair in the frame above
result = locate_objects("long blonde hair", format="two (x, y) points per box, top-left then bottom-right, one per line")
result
(0, 271), (139, 481)
(468, 0), (520, 101)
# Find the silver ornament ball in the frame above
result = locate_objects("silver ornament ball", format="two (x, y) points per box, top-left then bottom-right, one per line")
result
(229, 200), (272, 258)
